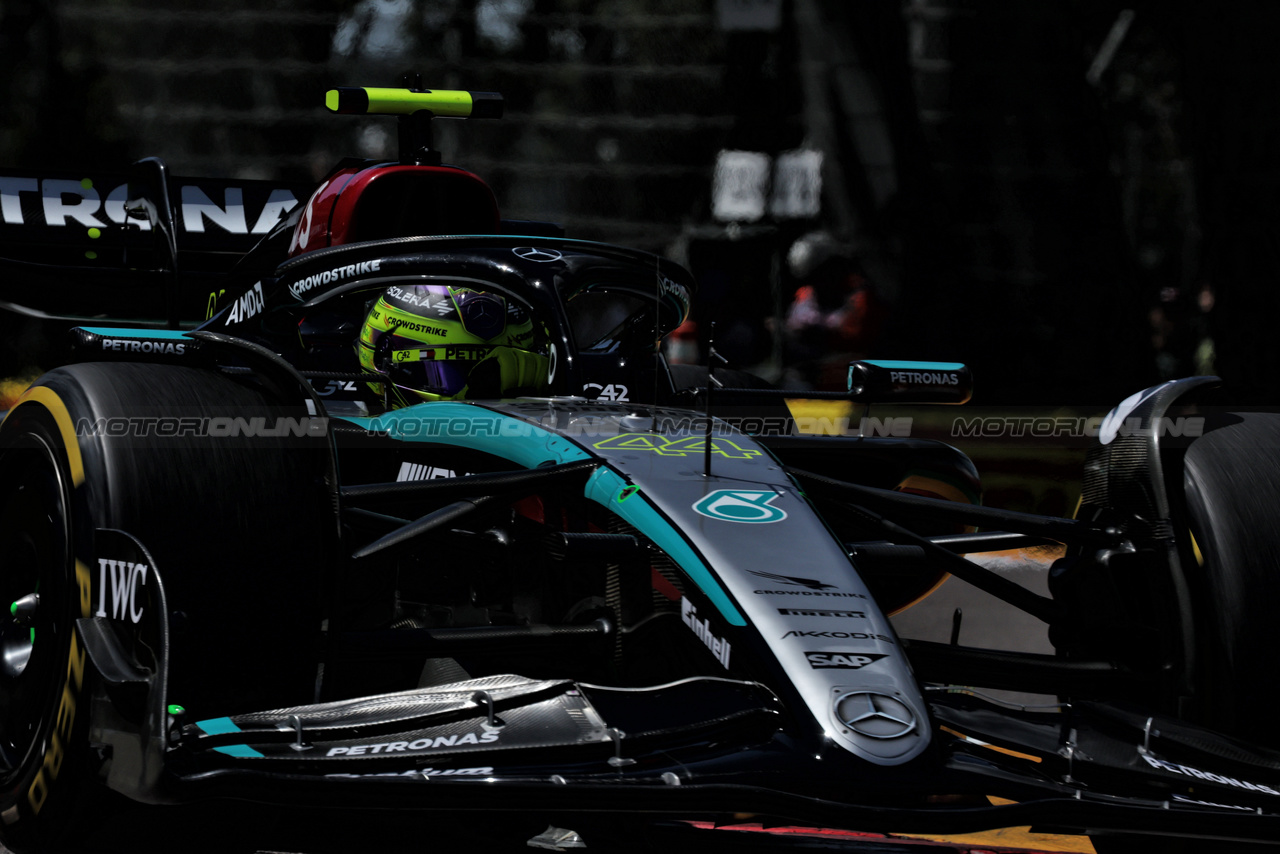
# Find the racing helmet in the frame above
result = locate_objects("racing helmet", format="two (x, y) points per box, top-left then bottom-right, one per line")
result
(358, 282), (552, 407)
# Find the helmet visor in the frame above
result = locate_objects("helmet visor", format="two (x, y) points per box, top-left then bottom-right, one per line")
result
(386, 343), (492, 397)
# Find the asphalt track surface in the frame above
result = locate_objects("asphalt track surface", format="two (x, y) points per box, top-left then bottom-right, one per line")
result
(2, 806), (1098, 854)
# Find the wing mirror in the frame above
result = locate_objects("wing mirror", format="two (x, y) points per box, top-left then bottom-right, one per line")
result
(847, 360), (973, 404)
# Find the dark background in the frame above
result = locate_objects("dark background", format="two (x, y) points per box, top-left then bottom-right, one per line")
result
(3, 0), (1277, 405)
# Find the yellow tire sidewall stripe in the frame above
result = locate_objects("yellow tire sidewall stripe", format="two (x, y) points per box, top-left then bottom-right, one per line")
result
(6, 387), (84, 487)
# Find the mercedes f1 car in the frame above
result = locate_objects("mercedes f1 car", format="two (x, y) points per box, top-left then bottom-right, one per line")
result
(2, 85), (1279, 853)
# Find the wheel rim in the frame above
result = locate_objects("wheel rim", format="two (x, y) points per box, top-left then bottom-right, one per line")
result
(0, 430), (72, 783)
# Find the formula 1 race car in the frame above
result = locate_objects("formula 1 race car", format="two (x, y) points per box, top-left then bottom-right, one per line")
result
(1, 86), (1279, 854)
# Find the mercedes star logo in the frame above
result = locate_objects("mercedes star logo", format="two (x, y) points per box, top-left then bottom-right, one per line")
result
(513, 246), (563, 263)
(457, 292), (505, 339)
(834, 691), (917, 740)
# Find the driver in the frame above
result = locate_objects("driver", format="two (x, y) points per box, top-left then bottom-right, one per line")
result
(357, 282), (551, 408)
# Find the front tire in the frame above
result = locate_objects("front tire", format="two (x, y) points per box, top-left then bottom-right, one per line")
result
(0, 395), (103, 852)
(1090, 411), (1280, 854)
(0, 362), (333, 851)
(1181, 411), (1280, 745)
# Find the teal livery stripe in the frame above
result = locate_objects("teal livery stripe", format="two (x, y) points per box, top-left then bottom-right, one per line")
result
(863, 360), (965, 371)
(78, 327), (192, 340)
(338, 402), (590, 469)
(585, 467), (745, 626)
(196, 716), (241, 735)
(197, 717), (264, 757)
(213, 744), (265, 758)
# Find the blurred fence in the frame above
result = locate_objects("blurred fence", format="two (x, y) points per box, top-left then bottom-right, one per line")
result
(2, 0), (1224, 401)
(18, 0), (800, 254)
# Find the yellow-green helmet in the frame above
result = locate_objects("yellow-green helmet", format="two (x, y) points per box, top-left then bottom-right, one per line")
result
(357, 282), (551, 407)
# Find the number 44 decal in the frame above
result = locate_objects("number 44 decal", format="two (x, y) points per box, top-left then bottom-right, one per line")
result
(592, 434), (762, 459)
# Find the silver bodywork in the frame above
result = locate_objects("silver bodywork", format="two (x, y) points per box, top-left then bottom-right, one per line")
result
(488, 400), (930, 765)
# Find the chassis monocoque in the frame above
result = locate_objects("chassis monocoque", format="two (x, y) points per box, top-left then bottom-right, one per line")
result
(2, 87), (1280, 853)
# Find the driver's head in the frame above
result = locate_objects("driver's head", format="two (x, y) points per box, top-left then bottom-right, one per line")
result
(358, 283), (550, 407)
